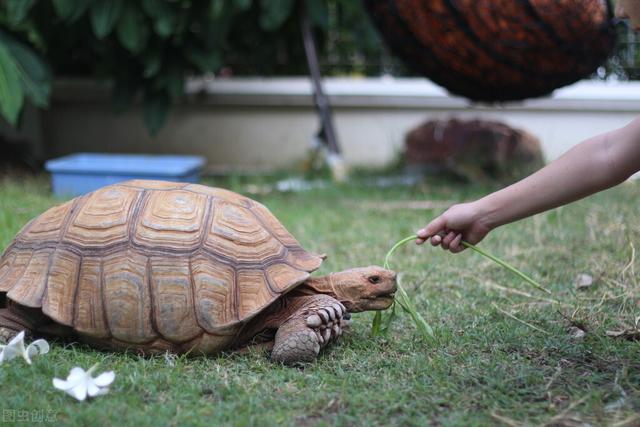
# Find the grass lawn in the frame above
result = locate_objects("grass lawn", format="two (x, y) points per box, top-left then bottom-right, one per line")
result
(0, 174), (639, 426)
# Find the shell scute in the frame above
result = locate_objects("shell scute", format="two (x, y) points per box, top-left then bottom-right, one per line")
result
(73, 257), (109, 338)
(204, 201), (285, 263)
(0, 249), (20, 291)
(183, 184), (253, 208)
(64, 186), (141, 247)
(42, 250), (80, 326)
(122, 180), (186, 190)
(102, 251), (157, 343)
(249, 201), (301, 247)
(285, 249), (324, 272)
(20, 200), (74, 243)
(134, 190), (208, 250)
(149, 257), (201, 342)
(6, 250), (51, 307)
(236, 269), (276, 319)
(264, 263), (310, 293)
(191, 255), (237, 332)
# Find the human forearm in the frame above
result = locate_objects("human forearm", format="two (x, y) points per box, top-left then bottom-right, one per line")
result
(418, 117), (640, 252)
(477, 124), (640, 229)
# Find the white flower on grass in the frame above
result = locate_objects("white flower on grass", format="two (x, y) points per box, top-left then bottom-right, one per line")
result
(53, 364), (115, 401)
(0, 331), (49, 365)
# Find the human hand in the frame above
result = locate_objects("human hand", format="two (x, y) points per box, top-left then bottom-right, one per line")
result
(415, 202), (492, 253)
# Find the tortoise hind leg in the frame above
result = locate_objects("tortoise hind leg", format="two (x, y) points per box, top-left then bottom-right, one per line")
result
(271, 295), (348, 365)
(0, 308), (34, 344)
(0, 303), (51, 344)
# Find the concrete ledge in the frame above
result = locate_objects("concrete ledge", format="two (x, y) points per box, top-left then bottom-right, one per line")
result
(45, 77), (640, 170)
(54, 77), (640, 111)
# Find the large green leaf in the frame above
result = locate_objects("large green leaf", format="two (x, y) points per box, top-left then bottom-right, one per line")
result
(0, 43), (24, 126)
(91, 0), (123, 39)
(52, 0), (90, 22)
(0, 32), (51, 108)
(185, 47), (221, 74)
(209, 0), (225, 19)
(143, 52), (162, 78)
(142, 0), (175, 38)
(259, 0), (295, 31)
(143, 91), (169, 136)
(164, 65), (184, 100)
(5, 0), (36, 25)
(116, 3), (149, 53)
(307, 0), (329, 30)
(233, 0), (253, 12)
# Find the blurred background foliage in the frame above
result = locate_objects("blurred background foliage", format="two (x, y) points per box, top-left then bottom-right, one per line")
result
(0, 0), (637, 134)
(0, 0), (398, 134)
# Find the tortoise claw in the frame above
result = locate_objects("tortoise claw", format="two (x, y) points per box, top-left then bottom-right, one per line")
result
(325, 306), (336, 321)
(317, 310), (330, 323)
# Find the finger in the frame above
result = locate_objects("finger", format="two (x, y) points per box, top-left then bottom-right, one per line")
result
(441, 231), (457, 250)
(417, 216), (446, 239)
(450, 244), (465, 253)
(449, 233), (463, 252)
(430, 234), (442, 246)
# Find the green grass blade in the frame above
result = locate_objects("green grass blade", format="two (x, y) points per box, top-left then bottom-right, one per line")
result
(375, 233), (549, 338)
(379, 234), (435, 340)
(460, 241), (550, 294)
(371, 310), (382, 336)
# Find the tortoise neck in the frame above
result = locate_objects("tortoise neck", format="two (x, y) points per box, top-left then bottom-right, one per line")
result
(297, 274), (338, 299)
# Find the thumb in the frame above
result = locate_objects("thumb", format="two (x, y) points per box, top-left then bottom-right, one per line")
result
(417, 216), (446, 239)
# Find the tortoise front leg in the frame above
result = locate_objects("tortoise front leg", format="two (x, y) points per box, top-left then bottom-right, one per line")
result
(271, 295), (349, 365)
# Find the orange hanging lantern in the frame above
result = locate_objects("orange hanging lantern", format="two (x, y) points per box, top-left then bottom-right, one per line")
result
(365, 0), (617, 101)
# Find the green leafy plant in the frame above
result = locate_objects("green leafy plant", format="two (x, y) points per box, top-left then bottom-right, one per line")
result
(372, 234), (549, 339)
(0, 0), (386, 135)
(0, 28), (51, 126)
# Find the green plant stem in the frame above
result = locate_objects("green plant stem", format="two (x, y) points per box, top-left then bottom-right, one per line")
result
(383, 235), (419, 269)
(374, 233), (550, 337)
(459, 241), (550, 294)
(491, 303), (551, 335)
(387, 234), (549, 294)
(378, 234), (436, 340)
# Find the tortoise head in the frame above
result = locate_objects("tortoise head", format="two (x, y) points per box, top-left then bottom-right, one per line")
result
(328, 266), (397, 312)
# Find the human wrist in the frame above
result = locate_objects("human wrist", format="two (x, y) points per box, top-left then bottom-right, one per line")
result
(471, 197), (501, 231)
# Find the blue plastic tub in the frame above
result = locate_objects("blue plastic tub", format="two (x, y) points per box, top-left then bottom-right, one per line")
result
(45, 153), (206, 197)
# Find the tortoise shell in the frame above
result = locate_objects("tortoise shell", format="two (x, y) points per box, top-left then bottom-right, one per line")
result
(0, 180), (323, 353)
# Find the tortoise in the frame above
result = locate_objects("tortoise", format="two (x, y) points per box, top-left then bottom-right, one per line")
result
(0, 180), (396, 364)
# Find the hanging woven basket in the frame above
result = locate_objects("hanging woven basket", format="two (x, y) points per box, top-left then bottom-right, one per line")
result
(364, 0), (617, 102)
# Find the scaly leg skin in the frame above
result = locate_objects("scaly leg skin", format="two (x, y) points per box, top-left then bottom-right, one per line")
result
(271, 295), (350, 365)
(0, 306), (36, 344)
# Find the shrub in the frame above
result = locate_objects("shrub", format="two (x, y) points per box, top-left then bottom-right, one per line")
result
(0, 0), (383, 135)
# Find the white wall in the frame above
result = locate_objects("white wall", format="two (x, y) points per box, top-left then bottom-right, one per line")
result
(44, 78), (640, 172)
